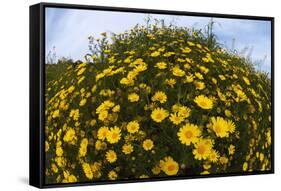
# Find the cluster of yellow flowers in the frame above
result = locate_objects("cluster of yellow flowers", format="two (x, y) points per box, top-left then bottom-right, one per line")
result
(45, 22), (272, 184)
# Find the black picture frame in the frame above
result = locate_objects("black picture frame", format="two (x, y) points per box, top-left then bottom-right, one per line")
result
(30, 2), (275, 188)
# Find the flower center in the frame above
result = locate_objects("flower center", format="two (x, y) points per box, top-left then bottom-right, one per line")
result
(167, 164), (175, 171)
(185, 131), (193, 139)
(156, 113), (163, 119)
(198, 145), (206, 155)
(145, 143), (151, 148)
(174, 116), (180, 121)
(214, 125), (221, 133)
(112, 133), (117, 139)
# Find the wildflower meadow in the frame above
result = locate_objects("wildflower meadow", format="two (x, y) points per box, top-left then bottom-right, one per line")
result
(44, 20), (272, 184)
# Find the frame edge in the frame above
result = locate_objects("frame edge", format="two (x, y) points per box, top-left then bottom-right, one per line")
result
(29, 3), (44, 188)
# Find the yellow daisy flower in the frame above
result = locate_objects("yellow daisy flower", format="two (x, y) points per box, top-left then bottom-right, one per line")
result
(224, 109), (232, 117)
(172, 66), (185, 77)
(97, 126), (109, 140)
(122, 144), (134, 154)
(151, 165), (161, 175)
(169, 113), (184, 125)
(56, 146), (63, 157)
(127, 121), (140, 133)
(155, 61), (167, 69)
(52, 109), (60, 118)
(106, 126), (121, 144)
(63, 128), (76, 143)
(181, 47), (192, 53)
(151, 107), (169, 123)
(45, 141), (49, 152)
(243, 76), (251, 85)
(209, 117), (235, 138)
(128, 93), (139, 102)
(151, 51), (160, 57)
(228, 144), (235, 155)
(160, 156), (179, 176)
(82, 162), (93, 180)
(193, 139), (213, 160)
(177, 123), (201, 145)
(195, 72), (204, 80)
(166, 78), (176, 87)
(63, 171), (77, 183)
(98, 110), (108, 121)
(77, 67), (86, 76)
(243, 162), (248, 171)
(108, 170), (118, 180)
(184, 74), (194, 83)
(194, 95), (213, 110)
(178, 106), (191, 118)
(209, 150), (220, 162)
(227, 119), (236, 133)
(79, 98), (87, 106)
(79, 138), (88, 157)
(69, 109), (79, 121)
(106, 150), (117, 163)
(112, 105), (120, 112)
(151, 91), (167, 103)
(143, 139), (154, 151)
(194, 81), (205, 90)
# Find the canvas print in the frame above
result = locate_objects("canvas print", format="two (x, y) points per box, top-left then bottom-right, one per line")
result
(44, 7), (272, 185)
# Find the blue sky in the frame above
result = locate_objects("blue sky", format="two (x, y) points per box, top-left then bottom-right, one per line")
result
(46, 8), (271, 73)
